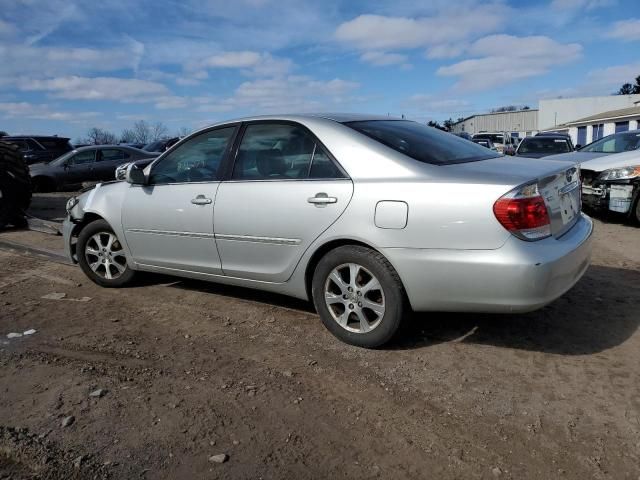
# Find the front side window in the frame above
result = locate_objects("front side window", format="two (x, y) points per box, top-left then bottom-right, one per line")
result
(232, 123), (344, 180)
(348, 120), (499, 166)
(148, 127), (235, 184)
(99, 149), (129, 162)
(69, 151), (96, 165)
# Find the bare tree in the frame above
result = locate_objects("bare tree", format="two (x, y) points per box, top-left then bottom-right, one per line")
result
(176, 126), (191, 137)
(120, 128), (137, 144)
(132, 120), (152, 145)
(80, 127), (117, 145)
(151, 122), (169, 141)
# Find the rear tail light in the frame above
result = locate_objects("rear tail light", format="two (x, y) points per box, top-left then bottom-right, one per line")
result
(493, 182), (551, 241)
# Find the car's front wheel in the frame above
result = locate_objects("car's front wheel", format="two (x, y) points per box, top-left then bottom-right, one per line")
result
(77, 219), (136, 287)
(311, 245), (407, 348)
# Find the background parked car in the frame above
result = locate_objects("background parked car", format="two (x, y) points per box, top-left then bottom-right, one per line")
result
(516, 134), (574, 158)
(472, 132), (516, 155)
(546, 129), (640, 165)
(471, 138), (498, 151)
(1, 135), (73, 165)
(142, 137), (181, 153)
(29, 145), (157, 192)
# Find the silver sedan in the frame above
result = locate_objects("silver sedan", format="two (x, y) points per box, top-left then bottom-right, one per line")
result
(63, 114), (593, 347)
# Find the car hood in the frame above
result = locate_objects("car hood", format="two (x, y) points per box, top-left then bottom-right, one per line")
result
(515, 152), (553, 159)
(28, 162), (50, 173)
(543, 151), (606, 163)
(578, 149), (640, 172)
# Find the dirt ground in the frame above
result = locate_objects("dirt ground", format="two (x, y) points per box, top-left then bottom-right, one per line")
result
(0, 194), (639, 479)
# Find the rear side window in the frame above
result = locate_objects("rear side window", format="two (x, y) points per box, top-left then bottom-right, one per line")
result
(346, 120), (500, 165)
(232, 123), (345, 180)
(36, 138), (72, 151)
(99, 149), (130, 162)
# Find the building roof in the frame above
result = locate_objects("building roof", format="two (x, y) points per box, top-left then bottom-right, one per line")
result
(452, 109), (539, 126)
(563, 105), (640, 126)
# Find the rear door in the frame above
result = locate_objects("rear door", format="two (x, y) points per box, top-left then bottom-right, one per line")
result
(94, 148), (131, 181)
(213, 121), (353, 282)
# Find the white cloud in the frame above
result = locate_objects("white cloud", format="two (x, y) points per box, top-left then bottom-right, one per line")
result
(405, 94), (472, 113)
(550, 0), (614, 10)
(426, 43), (467, 60)
(437, 35), (582, 91)
(335, 9), (503, 51)
(185, 51), (293, 81)
(605, 19), (640, 42)
(21, 76), (169, 102)
(0, 102), (99, 121)
(209, 75), (361, 113)
(360, 51), (408, 66)
(586, 63), (640, 91)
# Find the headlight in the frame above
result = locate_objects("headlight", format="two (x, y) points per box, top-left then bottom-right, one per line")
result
(65, 196), (79, 213)
(597, 165), (640, 181)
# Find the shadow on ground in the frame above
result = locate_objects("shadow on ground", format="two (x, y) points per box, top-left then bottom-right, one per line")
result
(137, 263), (639, 356)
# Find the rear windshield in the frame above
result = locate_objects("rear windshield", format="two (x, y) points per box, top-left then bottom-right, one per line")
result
(473, 133), (504, 144)
(345, 120), (500, 166)
(518, 137), (571, 154)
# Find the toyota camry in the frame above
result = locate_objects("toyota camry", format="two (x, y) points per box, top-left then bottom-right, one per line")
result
(63, 114), (592, 347)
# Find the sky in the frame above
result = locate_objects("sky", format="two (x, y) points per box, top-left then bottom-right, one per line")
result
(0, 0), (639, 140)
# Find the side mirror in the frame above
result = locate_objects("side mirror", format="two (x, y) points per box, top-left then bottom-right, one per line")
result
(125, 163), (146, 185)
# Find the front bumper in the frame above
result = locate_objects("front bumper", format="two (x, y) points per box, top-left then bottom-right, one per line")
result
(62, 217), (77, 264)
(582, 179), (639, 215)
(382, 213), (593, 313)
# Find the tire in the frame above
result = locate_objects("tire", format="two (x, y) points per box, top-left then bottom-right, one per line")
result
(0, 141), (32, 229)
(311, 245), (408, 348)
(77, 219), (136, 287)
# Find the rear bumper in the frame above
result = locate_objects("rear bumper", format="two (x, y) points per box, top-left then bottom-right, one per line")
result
(382, 213), (593, 313)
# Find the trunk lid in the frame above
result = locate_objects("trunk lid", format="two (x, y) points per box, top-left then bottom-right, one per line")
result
(444, 156), (581, 238)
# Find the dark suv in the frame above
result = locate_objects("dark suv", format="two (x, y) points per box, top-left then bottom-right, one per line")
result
(0, 135), (73, 165)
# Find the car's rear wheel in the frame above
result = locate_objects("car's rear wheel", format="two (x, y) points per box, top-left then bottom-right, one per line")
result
(312, 245), (407, 348)
(77, 219), (136, 287)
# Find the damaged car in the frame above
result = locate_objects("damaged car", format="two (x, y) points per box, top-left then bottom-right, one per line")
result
(579, 150), (640, 223)
(63, 114), (592, 348)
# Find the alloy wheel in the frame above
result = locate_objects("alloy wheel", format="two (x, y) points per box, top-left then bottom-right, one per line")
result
(84, 232), (127, 280)
(324, 263), (385, 333)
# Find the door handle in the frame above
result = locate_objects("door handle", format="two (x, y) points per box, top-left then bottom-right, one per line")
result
(191, 195), (212, 205)
(308, 192), (337, 207)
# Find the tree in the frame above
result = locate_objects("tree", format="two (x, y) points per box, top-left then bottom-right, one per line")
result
(80, 127), (117, 145)
(120, 120), (170, 145)
(427, 120), (446, 131)
(443, 118), (454, 131)
(616, 75), (640, 95)
(176, 127), (191, 137)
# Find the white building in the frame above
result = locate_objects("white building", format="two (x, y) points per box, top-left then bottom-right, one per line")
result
(450, 109), (538, 138)
(538, 94), (640, 131)
(540, 101), (640, 146)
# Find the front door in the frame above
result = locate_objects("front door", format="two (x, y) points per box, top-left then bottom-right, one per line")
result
(64, 150), (96, 185)
(121, 126), (237, 274)
(214, 122), (353, 282)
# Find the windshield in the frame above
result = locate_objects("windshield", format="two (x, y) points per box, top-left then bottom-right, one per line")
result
(518, 137), (571, 155)
(345, 120), (500, 165)
(473, 133), (504, 144)
(580, 131), (640, 153)
(49, 150), (77, 165)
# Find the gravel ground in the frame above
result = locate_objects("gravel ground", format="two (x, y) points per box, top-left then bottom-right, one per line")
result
(0, 197), (639, 479)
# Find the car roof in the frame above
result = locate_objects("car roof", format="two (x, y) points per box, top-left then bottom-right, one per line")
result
(3, 135), (70, 141)
(214, 113), (403, 125)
